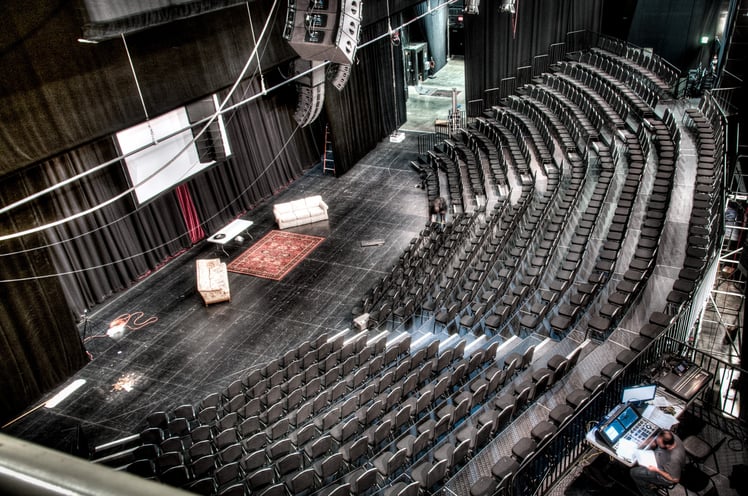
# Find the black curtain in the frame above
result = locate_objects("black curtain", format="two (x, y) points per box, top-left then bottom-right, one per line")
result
(188, 78), (320, 233)
(0, 139), (191, 318)
(463, 0), (603, 109)
(626, 0), (723, 70)
(0, 78), (319, 425)
(601, 0), (638, 41)
(0, 0), (298, 176)
(0, 231), (88, 426)
(414, 0), (449, 71)
(325, 18), (407, 175)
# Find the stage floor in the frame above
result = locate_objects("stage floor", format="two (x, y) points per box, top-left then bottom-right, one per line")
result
(3, 133), (429, 452)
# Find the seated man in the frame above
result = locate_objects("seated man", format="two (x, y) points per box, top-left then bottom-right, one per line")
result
(430, 196), (448, 227)
(630, 430), (686, 496)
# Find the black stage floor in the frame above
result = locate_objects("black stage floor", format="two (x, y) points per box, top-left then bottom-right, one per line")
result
(4, 101), (747, 496)
(4, 133), (428, 452)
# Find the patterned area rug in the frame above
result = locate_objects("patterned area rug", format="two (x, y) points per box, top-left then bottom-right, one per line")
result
(227, 230), (324, 280)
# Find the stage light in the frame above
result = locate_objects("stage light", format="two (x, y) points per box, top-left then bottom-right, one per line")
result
(700, 36), (710, 45)
(465, 0), (480, 15)
(499, 0), (515, 14)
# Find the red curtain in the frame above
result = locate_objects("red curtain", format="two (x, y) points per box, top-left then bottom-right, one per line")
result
(175, 184), (205, 243)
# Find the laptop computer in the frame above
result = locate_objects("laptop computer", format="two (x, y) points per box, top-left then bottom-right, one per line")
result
(596, 403), (660, 449)
(597, 404), (639, 446)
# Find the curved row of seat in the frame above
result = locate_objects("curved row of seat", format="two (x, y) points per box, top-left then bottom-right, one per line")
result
(596, 35), (680, 89)
(452, 71), (730, 496)
(498, 106), (555, 169)
(100, 331), (511, 494)
(430, 148), (466, 212)
(445, 137), (486, 203)
(576, 51), (659, 113)
(462, 125), (510, 198)
(427, 37), (712, 495)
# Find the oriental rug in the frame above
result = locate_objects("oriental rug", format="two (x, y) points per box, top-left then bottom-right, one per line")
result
(227, 230), (324, 280)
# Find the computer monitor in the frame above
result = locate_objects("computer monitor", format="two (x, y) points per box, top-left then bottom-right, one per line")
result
(622, 384), (657, 404)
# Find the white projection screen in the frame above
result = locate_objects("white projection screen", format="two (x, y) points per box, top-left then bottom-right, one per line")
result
(117, 101), (229, 204)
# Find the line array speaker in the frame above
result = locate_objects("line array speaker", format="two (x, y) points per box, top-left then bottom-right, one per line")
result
(328, 63), (352, 91)
(284, 0), (362, 65)
(293, 59), (326, 127)
(335, 0), (362, 63)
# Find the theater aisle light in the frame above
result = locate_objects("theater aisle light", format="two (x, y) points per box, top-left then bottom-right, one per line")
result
(44, 379), (87, 408)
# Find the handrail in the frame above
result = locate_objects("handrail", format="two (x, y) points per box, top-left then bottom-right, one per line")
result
(509, 252), (723, 496)
(0, 432), (192, 496)
(658, 336), (747, 419)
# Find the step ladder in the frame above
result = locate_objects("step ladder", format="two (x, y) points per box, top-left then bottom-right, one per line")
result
(322, 124), (335, 175)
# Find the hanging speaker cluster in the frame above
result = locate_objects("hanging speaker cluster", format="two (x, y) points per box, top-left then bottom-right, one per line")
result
(283, 0), (362, 65)
(292, 59), (326, 127)
(284, 0), (362, 125)
(335, 0), (362, 63)
(327, 63), (352, 91)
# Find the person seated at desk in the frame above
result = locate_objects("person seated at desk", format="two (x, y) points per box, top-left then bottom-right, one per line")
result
(630, 430), (686, 496)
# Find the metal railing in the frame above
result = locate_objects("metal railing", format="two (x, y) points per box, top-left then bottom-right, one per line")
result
(0, 433), (191, 496)
(532, 55), (549, 78)
(549, 42), (566, 66)
(709, 87), (742, 117)
(517, 66), (533, 87)
(499, 77), (517, 101)
(510, 254), (740, 496)
(418, 132), (448, 155)
(469, 98), (487, 118)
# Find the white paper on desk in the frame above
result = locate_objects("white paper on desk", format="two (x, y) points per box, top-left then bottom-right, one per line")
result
(645, 405), (678, 429)
(616, 438), (638, 463)
(634, 449), (658, 468)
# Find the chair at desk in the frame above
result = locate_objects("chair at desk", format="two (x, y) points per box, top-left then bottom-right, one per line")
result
(662, 434), (725, 496)
(682, 435), (725, 474)
(656, 482), (676, 496)
(682, 434), (726, 490)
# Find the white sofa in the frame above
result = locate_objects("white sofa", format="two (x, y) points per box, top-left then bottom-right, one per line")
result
(273, 195), (328, 229)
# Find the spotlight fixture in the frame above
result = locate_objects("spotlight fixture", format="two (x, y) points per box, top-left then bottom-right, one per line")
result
(499, 0), (515, 14)
(465, 0), (480, 15)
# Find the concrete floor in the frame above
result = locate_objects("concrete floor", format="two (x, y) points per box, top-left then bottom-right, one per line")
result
(402, 56), (466, 133)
